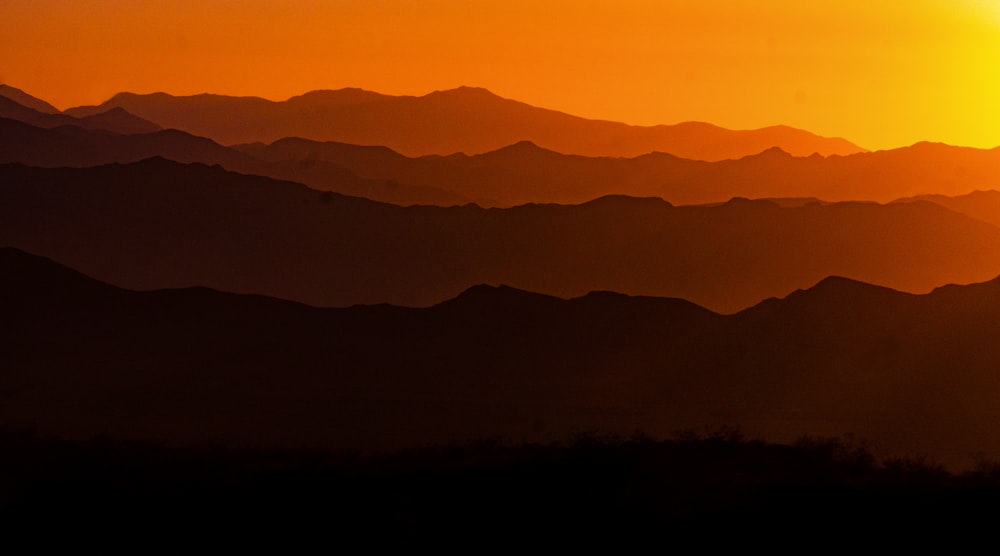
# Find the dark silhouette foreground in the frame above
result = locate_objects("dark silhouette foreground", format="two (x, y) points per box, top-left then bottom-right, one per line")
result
(6, 247), (1000, 469)
(3, 428), (998, 543)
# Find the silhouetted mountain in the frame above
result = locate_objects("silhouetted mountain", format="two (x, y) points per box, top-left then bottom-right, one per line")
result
(75, 106), (162, 134)
(239, 136), (1000, 206)
(0, 96), (86, 128)
(0, 84), (60, 113)
(0, 95), (161, 135)
(3, 160), (1000, 313)
(6, 110), (994, 207)
(894, 190), (1000, 228)
(0, 117), (238, 166)
(0, 118), (469, 206)
(5, 246), (1000, 469)
(65, 87), (863, 159)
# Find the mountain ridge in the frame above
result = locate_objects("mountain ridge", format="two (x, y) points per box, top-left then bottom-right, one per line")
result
(64, 86), (864, 159)
(6, 245), (1000, 469)
(0, 95), (161, 135)
(0, 117), (471, 206)
(238, 133), (1000, 206)
(10, 244), (998, 317)
(4, 159), (1000, 314)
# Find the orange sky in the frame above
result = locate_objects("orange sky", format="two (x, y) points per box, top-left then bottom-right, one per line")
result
(2, 0), (999, 150)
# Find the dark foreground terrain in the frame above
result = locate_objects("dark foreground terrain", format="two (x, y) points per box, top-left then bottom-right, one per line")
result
(3, 427), (999, 545)
(9, 247), (1000, 469)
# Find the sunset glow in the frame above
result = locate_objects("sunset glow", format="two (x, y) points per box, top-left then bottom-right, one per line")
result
(12, 0), (1000, 531)
(3, 0), (999, 150)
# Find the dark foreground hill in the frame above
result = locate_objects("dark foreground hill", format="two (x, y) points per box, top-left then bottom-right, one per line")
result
(64, 86), (863, 159)
(4, 428), (999, 543)
(5, 247), (1000, 469)
(3, 159), (1000, 313)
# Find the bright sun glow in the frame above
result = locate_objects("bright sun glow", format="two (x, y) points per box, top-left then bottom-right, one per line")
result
(973, 0), (1000, 22)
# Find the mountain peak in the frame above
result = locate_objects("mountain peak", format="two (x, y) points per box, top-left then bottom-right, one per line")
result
(428, 86), (498, 97)
(508, 139), (541, 149)
(810, 275), (879, 290)
(787, 276), (908, 305)
(743, 275), (910, 318)
(438, 284), (563, 310)
(484, 140), (556, 157)
(580, 194), (673, 209)
(108, 91), (168, 102)
(745, 146), (794, 160)
(720, 196), (782, 209)
(288, 88), (387, 105)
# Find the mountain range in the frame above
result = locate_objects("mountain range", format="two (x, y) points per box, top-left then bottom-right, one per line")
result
(2, 88), (997, 207)
(0, 89), (160, 135)
(0, 116), (469, 206)
(5, 81), (1000, 472)
(63, 86), (864, 159)
(237, 136), (1000, 206)
(6, 246), (1000, 469)
(3, 159), (1000, 313)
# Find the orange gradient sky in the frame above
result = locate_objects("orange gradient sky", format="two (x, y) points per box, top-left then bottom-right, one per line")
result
(2, 0), (999, 150)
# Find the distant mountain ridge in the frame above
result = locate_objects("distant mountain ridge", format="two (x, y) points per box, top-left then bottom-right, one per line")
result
(893, 190), (1000, 228)
(65, 86), (864, 159)
(3, 159), (1000, 313)
(0, 94), (161, 135)
(0, 84), (60, 114)
(0, 117), (470, 206)
(239, 136), (1000, 206)
(5, 112), (999, 208)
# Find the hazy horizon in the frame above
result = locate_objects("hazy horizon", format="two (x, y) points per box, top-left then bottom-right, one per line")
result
(3, 0), (1000, 151)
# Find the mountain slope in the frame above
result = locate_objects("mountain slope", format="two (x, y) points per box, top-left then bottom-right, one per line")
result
(0, 84), (60, 113)
(894, 190), (1000, 228)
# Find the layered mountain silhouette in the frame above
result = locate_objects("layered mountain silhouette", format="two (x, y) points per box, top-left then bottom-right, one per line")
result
(0, 117), (470, 205)
(893, 190), (1000, 228)
(4, 159), (1000, 313)
(64, 86), (863, 159)
(5, 246), (1000, 469)
(7, 80), (1000, 480)
(5, 108), (1000, 208)
(0, 94), (161, 135)
(238, 137), (1000, 206)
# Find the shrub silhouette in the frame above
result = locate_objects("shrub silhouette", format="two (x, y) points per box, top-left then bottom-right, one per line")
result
(3, 427), (1000, 543)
